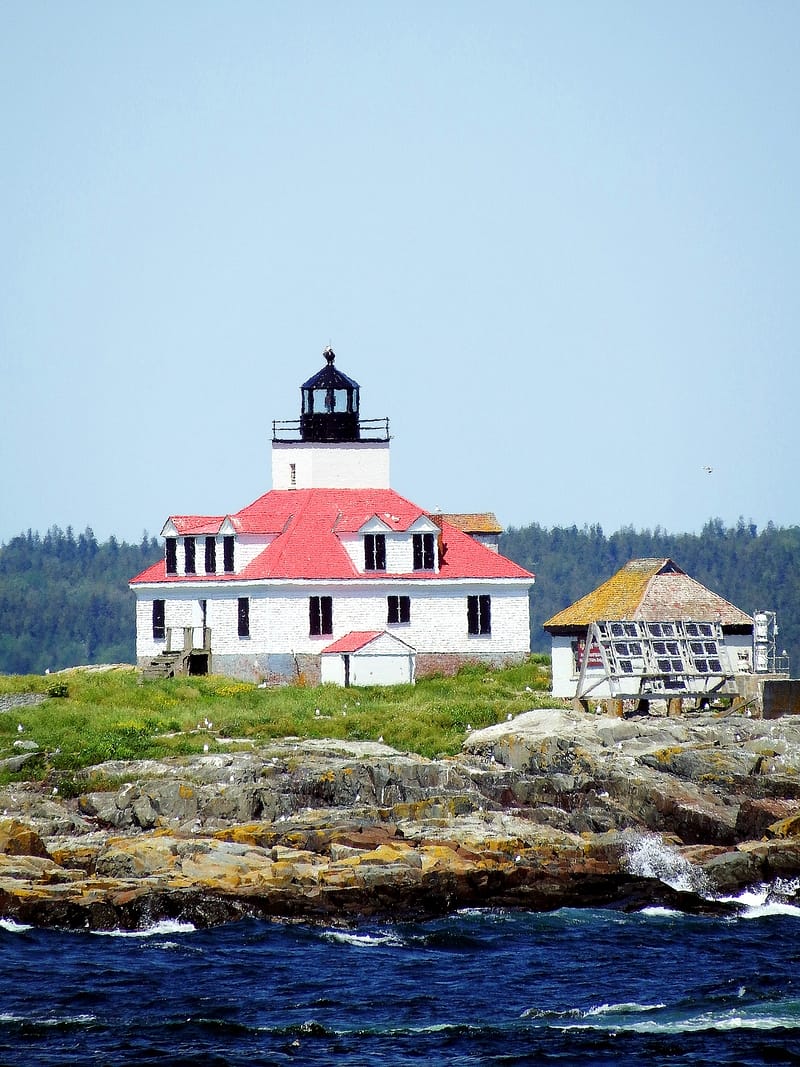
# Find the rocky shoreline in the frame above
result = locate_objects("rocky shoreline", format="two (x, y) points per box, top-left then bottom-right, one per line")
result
(3, 707), (800, 930)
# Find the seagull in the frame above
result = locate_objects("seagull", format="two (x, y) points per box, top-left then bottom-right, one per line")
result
(17, 724), (23, 733)
(703, 465), (713, 474)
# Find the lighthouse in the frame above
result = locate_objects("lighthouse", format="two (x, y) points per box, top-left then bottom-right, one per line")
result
(270, 347), (391, 491)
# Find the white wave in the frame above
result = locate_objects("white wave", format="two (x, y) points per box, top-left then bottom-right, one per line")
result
(622, 833), (711, 894)
(0, 1012), (97, 1027)
(322, 929), (404, 948)
(718, 879), (800, 918)
(623, 835), (800, 920)
(456, 907), (514, 922)
(556, 1002), (800, 1034)
(640, 906), (682, 917)
(91, 919), (196, 938)
(0, 918), (32, 933)
(739, 899), (800, 919)
(585, 1001), (666, 1016)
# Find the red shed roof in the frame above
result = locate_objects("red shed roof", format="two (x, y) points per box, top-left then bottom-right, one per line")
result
(320, 631), (384, 654)
(131, 488), (534, 585)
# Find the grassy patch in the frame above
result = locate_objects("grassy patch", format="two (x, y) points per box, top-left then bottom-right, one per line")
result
(0, 655), (563, 782)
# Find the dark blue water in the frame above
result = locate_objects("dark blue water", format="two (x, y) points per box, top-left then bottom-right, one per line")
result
(3, 901), (800, 1066)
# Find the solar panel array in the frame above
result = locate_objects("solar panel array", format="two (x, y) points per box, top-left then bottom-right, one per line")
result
(577, 619), (734, 699)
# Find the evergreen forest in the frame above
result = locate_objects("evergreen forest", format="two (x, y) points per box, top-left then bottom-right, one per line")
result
(0, 528), (160, 674)
(0, 520), (797, 677)
(503, 518), (800, 670)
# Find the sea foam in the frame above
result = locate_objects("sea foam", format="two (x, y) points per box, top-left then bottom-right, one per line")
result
(91, 919), (197, 938)
(622, 833), (711, 895)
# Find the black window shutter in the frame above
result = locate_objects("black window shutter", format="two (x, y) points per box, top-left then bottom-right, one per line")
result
(413, 534), (422, 570)
(423, 534), (434, 570)
(365, 536), (375, 570)
(480, 594), (491, 634)
(205, 537), (216, 574)
(165, 538), (177, 575)
(467, 595), (479, 635)
(310, 597), (320, 635)
(223, 536), (235, 573)
(238, 597), (250, 637)
(376, 535), (386, 570)
(184, 537), (196, 574)
(321, 596), (333, 635)
(152, 599), (165, 640)
(400, 596), (410, 623)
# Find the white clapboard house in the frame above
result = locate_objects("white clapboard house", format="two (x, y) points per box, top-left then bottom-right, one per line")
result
(130, 349), (534, 685)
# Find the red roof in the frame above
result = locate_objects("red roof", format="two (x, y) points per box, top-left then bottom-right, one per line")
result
(321, 631), (384, 654)
(131, 488), (534, 585)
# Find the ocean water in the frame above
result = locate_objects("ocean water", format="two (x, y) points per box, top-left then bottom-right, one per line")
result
(3, 887), (800, 1067)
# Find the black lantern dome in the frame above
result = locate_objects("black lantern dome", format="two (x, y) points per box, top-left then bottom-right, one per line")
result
(300, 347), (360, 442)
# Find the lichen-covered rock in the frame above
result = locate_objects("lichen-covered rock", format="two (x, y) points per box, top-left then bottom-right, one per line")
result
(3, 711), (800, 929)
(0, 818), (50, 859)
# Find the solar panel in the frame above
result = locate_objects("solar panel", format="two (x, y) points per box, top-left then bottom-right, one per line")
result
(575, 619), (735, 700)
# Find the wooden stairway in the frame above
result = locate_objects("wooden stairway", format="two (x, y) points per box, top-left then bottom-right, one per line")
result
(142, 650), (187, 680)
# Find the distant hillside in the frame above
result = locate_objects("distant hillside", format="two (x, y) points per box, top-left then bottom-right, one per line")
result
(0, 519), (798, 676)
(501, 518), (800, 671)
(0, 527), (160, 674)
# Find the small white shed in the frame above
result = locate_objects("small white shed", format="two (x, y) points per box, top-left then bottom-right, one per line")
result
(320, 630), (416, 687)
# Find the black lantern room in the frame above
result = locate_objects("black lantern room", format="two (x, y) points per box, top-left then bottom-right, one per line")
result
(300, 348), (361, 442)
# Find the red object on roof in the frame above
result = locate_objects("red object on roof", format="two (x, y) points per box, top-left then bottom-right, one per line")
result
(131, 488), (534, 585)
(320, 631), (385, 654)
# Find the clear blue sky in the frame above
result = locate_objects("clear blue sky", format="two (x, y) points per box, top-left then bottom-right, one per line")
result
(2, 2), (798, 546)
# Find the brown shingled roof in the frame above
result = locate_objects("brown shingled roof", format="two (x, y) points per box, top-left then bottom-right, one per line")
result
(435, 512), (503, 535)
(543, 558), (752, 630)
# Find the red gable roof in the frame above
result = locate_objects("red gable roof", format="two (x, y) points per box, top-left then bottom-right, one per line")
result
(321, 631), (384, 654)
(167, 516), (226, 535)
(131, 488), (534, 585)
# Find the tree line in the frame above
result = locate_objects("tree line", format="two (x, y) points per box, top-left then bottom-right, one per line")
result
(0, 527), (160, 674)
(0, 519), (797, 676)
(502, 518), (800, 671)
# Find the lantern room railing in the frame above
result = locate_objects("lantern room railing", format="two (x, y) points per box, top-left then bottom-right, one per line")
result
(272, 417), (390, 442)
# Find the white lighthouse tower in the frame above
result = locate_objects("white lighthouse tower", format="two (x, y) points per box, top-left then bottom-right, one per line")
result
(270, 347), (391, 491)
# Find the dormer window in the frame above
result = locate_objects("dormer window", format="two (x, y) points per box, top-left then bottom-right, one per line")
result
(165, 537), (177, 575)
(413, 533), (435, 571)
(184, 537), (196, 574)
(364, 533), (386, 571)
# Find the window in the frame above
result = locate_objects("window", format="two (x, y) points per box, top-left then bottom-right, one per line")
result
(152, 599), (165, 640)
(467, 594), (491, 635)
(205, 537), (216, 574)
(184, 537), (196, 574)
(289, 463), (296, 487)
(165, 538), (177, 575)
(413, 533), (435, 570)
(309, 595), (333, 636)
(238, 597), (250, 638)
(223, 536), (235, 573)
(364, 533), (386, 571)
(387, 595), (410, 624)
